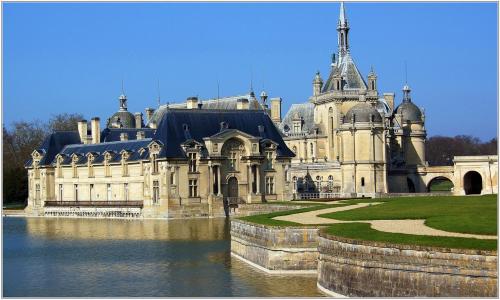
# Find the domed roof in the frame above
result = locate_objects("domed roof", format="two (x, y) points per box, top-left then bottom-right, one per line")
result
(344, 102), (383, 123)
(108, 111), (136, 128)
(395, 83), (423, 122)
(395, 101), (422, 122)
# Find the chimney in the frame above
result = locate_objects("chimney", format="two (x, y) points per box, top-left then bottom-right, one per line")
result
(120, 132), (128, 141)
(136, 131), (145, 140)
(145, 108), (155, 123)
(270, 97), (282, 123)
(77, 120), (88, 144)
(236, 98), (249, 110)
(186, 96), (198, 109)
(134, 112), (143, 129)
(383, 93), (395, 112)
(91, 117), (100, 144)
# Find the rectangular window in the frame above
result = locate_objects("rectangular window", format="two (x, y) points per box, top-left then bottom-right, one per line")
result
(59, 184), (63, 201)
(34, 167), (40, 179)
(170, 171), (175, 185)
(107, 184), (112, 200)
(212, 143), (218, 153)
(72, 165), (78, 178)
(74, 184), (78, 202)
(122, 161), (128, 177)
(124, 183), (129, 201)
(189, 179), (198, 197)
(265, 176), (274, 195)
(35, 184), (41, 202)
(89, 184), (94, 201)
(152, 154), (159, 174)
(361, 177), (365, 187)
(188, 153), (197, 172)
(229, 152), (237, 171)
(105, 162), (111, 177)
(266, 152), (273, 169)
(88, 164), (94, 178)
(152, 180), (159, 204)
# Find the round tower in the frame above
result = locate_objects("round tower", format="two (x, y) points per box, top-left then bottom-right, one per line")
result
(394, 84), (426, 166)
(313, 71), (323, 96)
(338, 102), (387, 196)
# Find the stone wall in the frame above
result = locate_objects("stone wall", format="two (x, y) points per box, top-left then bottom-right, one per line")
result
(231, 220), (320, 273)
(229, 204), (304, 217)
(317, 231), (498, 297)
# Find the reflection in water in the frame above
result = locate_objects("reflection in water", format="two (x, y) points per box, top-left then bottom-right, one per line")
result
(4, 217), (322, 297)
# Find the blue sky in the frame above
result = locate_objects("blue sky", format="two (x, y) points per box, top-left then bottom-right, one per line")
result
(3, 2), (498, 140)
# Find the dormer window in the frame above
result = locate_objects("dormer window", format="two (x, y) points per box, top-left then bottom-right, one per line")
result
(293, 120), (302, 133)
(87, 155), (94, 178)
(104, 152), (112, 177)
(121, 152), (129, 177)
(71, 155), (79, 178)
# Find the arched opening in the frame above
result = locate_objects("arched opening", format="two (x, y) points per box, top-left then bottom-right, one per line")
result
(464, 171), (482, 195)
(407, 177), (415, 193)
(427, 176), (454, 192)
(227, 177), (239, 198)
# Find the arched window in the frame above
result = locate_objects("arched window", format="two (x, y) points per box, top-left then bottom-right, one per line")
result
(316, 176), (322, 190)
(328, 175), (334, 191)
(361, 177), (365, 187)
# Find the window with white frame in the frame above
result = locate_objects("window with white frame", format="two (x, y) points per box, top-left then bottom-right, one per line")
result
(189, 179), (198, 197)
(151, 154), (159, 174)
(316, 176), (322, 190)
(229, 152), (237, 171)
(265, 176), (275, 195)
(328, 175), (334, 191)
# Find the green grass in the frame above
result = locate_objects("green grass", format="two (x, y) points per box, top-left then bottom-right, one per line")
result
(239, 204), (344, 226)
(429, 180), (454, 192)
(318, 195), (497, 235)
(325, 223), (497, 251)
(239, 195), (498, 250)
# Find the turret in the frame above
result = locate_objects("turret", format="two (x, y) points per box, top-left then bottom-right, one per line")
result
(313, 71), (323, 96)
(368, 67), (377, 91)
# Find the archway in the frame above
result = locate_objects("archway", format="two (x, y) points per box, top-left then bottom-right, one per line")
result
(463, 171), (482, 195)
(427, 176), (454, 192)
(407, 177), (415, 193)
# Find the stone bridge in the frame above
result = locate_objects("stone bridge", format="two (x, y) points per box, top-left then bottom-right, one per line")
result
(415, 155), (498, 195)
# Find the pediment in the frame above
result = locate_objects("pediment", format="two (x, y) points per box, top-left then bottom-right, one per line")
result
(205, 129), (257, 142)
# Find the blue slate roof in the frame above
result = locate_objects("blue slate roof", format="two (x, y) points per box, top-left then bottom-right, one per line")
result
(154, 109), (294, 159)
(56, 139), (152, 166)
(25, 131), (81, 167)
(100, 128), (155, 143)
(28, 109), (294, 168)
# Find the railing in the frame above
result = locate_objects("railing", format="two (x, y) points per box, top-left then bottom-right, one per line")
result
(44, 201), (143, 208)
(295, 192), (343, 200)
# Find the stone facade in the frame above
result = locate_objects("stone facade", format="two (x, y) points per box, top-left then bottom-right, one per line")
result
(230, 220), (320, 273)
(317, 231), (497, 297)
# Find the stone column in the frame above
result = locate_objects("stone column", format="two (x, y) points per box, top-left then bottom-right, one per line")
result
(175, 166), (180, 197)
(208, 165), (213, 196)
(166, 166), (171, 198)
(247, 164), (253, 195)
(256, 164), (261, 195)
(217, 165), (222, 197)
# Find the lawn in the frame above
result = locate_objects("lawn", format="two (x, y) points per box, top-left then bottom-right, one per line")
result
(318, 195), (497, 235)
(237, 195), (498, 251)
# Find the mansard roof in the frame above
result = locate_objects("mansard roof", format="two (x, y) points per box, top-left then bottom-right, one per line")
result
(25, 131), (81, 167)
(154, 109), (294, 159)
(148, 93), (264, 126)
(279, 103), (316, 135)
(100, 128), (155, 143)
(56, 139), (153, 166)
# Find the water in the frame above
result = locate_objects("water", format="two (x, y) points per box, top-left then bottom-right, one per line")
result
(3, 217), (322, 297)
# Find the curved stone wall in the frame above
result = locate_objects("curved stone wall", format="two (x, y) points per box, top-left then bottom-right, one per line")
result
(231, 220), (320, 273)
(317, 231), (498, 297)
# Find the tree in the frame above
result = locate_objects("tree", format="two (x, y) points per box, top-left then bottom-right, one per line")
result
(48, 113), (84, 132)
(426, 135), (497, 166)
(2, 113), (84, 204)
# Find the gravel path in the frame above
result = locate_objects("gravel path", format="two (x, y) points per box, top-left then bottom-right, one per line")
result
(273, 202), (497, 240)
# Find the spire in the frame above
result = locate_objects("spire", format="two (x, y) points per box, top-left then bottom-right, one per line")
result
(337, 2), (350, 56)
(339, 2), (347, 26)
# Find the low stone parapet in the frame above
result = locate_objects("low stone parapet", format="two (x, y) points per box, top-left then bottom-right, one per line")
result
(230, 219), (320, 273)
(317, 230), (498, 297)
(43, 206), (142, 218)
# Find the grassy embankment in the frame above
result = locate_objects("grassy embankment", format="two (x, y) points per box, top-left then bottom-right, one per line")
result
(238, 195), (497, 251)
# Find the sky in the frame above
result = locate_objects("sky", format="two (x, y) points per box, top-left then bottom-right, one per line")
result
(2, 2), (498, 141)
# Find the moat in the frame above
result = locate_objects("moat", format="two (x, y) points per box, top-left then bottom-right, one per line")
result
(3, 217), (322, 297)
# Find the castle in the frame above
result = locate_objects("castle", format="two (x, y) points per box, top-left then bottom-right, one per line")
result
(25, 3), (497, 218)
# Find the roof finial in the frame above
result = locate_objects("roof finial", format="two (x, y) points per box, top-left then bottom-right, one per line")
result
(337, 2), (350, 56)
(121, 79), (125, 96)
